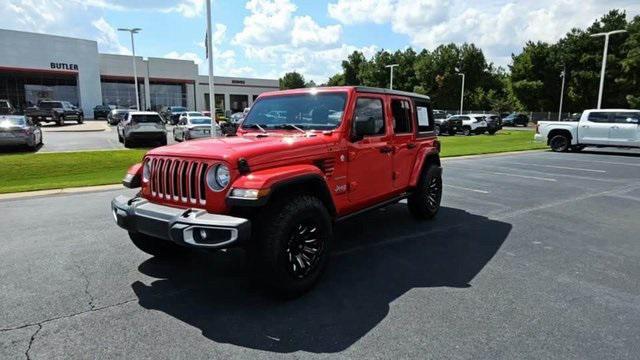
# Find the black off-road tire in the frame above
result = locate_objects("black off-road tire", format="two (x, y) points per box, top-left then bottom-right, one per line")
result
(252, 194), (333, 298)
(129, 232), (187, 258)
(408, 164), (442, 220)
(549, 134), (570, 152)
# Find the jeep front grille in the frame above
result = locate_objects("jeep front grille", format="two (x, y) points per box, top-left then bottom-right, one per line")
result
(147, 157), (208, 205)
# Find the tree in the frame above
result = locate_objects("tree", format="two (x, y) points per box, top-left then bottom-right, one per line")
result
(279, 71), (305, 90)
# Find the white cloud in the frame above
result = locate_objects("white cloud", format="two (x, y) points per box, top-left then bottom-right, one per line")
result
(92, 17), (131, 55)
(233, 0), (297, 46)
(163, 0), (204, 18)
(292, 16), (342, 47)
(327, 0), (393, 25)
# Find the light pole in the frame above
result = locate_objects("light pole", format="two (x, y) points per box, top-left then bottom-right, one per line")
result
(205, 0), (216, 137)
(590, 29), (627, 109)
(558, 67), (565, 121)
(385, 64), (399, 89)
(118, 28), (142, 110)
(456, 71), (465, 114)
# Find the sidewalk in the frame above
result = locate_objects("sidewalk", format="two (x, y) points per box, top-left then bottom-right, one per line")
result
(40, 120), (110, 133)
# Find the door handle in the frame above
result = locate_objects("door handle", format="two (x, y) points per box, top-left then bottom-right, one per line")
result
(379, 145), (394, 154)
(407, 143), (416, 149)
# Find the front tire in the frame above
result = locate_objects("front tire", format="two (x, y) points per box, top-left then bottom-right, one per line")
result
(408, 164), (442, 220)
(129, 232), (187, 258)
(253, 194), (333, 298)
(549, 134), (570, 152)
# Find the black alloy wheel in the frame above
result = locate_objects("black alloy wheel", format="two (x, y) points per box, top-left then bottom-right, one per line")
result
(285, 220), (324, 279)
(549, 134), (569, 152)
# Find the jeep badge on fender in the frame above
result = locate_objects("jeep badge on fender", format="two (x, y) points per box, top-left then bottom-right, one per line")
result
(111, 86), (442, 298)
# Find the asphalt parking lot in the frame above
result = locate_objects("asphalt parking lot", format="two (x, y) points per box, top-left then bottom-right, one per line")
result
(1, 150), (640, 359)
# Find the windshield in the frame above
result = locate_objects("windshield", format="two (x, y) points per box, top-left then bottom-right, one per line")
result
(0, 117), (26, 127)
(242, 92), (347, 131)
(131, 114), (163, 124)
(190, 117), (211, 125)
(40, 102), (62, 109)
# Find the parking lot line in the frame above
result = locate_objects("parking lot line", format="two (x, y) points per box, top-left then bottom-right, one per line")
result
(489, 171), (557, 182)
(502, 162), (607, 173)
(446, 184), (490, 194)
(547, 157), (640, 167)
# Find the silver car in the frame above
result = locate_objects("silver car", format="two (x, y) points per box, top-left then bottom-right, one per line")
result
(0, 115), (43, 150)
(173, 115), (221, 141)
(117, 111), (167, 148)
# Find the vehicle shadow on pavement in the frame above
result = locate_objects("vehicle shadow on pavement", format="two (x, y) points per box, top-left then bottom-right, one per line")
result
(131, 205), (511, 353)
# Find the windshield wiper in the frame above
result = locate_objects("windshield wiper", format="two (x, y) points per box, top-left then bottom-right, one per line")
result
(244, 123), (267, 133)
(276, 123), (307, 134)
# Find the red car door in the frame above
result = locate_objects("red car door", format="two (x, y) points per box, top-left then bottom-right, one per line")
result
(389, 97), (417, 189)
(347, 95), (394, 204)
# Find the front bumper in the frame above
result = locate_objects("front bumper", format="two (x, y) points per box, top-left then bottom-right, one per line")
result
(111, 195), (251, 249)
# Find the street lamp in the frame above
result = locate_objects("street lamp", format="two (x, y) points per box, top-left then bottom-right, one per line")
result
(118, 27), (142, 110)
(455, 68), (465, 114)
(385, 64), (399, 89)
(558, 67), (566, 121)
(590, 29), (627, 109)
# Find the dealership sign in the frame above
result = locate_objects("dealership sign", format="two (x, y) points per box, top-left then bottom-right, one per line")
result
(50, 62), (79, 71)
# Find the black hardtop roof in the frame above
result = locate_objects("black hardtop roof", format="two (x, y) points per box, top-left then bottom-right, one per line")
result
(354, 86), (430, 101)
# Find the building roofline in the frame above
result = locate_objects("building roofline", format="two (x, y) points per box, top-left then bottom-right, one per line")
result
(0, 28), (96, 44)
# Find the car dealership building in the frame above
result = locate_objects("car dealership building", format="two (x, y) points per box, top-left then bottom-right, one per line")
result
(0, 29), (279, 117)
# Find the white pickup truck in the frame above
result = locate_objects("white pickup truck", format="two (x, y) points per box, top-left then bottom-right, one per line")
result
(535, 109), (640, 152)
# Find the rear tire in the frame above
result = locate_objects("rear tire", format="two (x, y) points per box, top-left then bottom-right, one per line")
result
(462, 127), (471, 136)
(252, 194), (333, 298)
(549, 134), (570, 152)
(129, 232), (187, 258)
(408, 163), (442, 220)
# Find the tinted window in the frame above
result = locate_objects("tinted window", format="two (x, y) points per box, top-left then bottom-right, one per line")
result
(190, 118), (211, 125)
(392, 99), (412, 134)
(354, 98), (385, 135)
(131, 114), (163, 123)
(588, 112), (612, 123)
(414, 99), (433, 133)
(613, 112), (640, 124)
(40, 102), (63, 109)
(243, 92), (347, 130)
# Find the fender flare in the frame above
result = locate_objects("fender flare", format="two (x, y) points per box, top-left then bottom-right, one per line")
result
(408, 147), (440, 188)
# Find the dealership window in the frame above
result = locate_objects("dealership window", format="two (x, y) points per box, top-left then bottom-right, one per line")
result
(230, 94), (249, 113)
(101, 80), (145, 109)
(0, 71), (79, 112)
(149, 83), (186, 111)
(204, 93), (225, 111)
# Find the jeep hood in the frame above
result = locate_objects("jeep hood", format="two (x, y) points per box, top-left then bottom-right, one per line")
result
(147, 133), (333, 168)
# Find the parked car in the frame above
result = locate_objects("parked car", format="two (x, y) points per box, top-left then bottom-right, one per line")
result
(433, 111), (461, 136)
(107, 109), (129, 125)
(0, 115), (43, 150)
(502, 113), (529, 127)
(160, 106), (188, 125)
(0, 99), (16, 115)
(448, 114), (488, 135)
(111, 86), (443, 297)
(25, 100), (84, 126)
(177, 111), (204, 123)
(173, 115), (221, 141)
(484, 114), (502, 135)
(535, 109), (640, 152)
(117, 111), (167, 148)
(93, 105), (111, 119)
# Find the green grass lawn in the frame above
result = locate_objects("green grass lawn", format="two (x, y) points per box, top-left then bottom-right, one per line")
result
(0, 130), (546, 194)
(0, 150), (147, 194)
(440, 130), (546, 157)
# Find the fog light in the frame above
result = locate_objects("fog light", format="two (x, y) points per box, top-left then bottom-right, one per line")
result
(199, 228), (208, 240)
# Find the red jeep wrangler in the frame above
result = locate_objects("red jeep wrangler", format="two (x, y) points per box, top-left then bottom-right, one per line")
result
(112, 86), (442, 297)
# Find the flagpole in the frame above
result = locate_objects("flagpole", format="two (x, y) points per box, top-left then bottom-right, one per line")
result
(206, 0), (215, 137)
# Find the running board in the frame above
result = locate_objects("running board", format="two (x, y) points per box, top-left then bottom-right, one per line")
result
(336, 193), (408, 223)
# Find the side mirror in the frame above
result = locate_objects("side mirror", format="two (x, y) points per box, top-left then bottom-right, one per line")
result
(351, 116), (377, 142)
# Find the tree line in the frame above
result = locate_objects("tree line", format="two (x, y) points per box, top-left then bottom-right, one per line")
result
(279, 10), (639, 113)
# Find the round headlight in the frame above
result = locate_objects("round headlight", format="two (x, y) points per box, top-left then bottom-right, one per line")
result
(206, 164), (230, 191)
(143, 160), (151, 181)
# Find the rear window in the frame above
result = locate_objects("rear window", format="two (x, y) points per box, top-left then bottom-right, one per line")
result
(171, 107), (187, 113)
(613, 112), (640, 124)
(190, 118), (211, 125)
(131, 114), (163, 123)
(40, 102), (62, 109)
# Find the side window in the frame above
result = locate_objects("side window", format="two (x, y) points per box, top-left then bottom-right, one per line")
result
(588, 112), (612, 123)
(413, 99), (434, 133)
(613, 112), (640, 124)
(353, 98), (385, 137)
(391, 99), (412, 134)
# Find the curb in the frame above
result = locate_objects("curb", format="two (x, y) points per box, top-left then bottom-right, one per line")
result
(0, 184), (124, 201)
(442, 149), (547, 161)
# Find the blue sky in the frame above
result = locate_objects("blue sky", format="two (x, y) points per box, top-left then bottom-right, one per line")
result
(2, 0), (639, 82)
